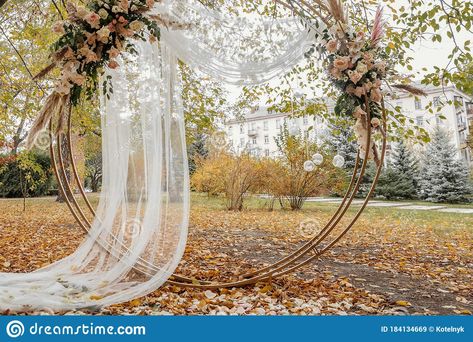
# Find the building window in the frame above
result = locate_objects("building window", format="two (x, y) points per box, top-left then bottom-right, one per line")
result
(240, 138), (245, 146)
(265, 149), (270, 157)
(454, 96), (464, 107)
(415, 98), (422, 110)
(263, 121), (269, 130)
(433, 96), (441, 107)
(276, 119), (281, 129)
(240, 124), (244, 134)
(251, 122), (256, 130)
(416, 116), (424, 126)
(252, 137), (257, 145)
(303, 116), (309, 125)
(228, 125), (232, 133)
(264, 135), (269, 144)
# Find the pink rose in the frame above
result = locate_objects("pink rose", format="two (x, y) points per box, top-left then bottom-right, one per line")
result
(108, 60), (119, 69)
(370, 88), (382, 102)
(85, 12), (100, 29)
(333, 56), (350, 71)
(326, 39), (338, 53)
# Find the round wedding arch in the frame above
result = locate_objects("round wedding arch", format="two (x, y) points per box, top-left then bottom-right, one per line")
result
(1, 0), (423, 310)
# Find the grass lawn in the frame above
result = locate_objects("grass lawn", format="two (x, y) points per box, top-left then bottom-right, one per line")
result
(0, 193), (471, 315)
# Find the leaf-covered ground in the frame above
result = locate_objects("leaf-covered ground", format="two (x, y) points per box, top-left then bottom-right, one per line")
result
(0, 195), (472, 316)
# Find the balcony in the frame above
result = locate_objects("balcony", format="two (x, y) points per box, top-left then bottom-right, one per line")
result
(248, 129), (258, 137)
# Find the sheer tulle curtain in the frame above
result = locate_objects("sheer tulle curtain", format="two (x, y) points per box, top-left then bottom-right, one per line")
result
(0, 0), (313, 311)
(154, 0), (316, 85)
(0, 41), (189, 311)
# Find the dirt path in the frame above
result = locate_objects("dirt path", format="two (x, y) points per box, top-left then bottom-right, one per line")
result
(187, 226), (473, 315)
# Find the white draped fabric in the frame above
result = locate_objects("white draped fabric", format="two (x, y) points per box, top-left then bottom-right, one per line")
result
(0, 0), (313, 310)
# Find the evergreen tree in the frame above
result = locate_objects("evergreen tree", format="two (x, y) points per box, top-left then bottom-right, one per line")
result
(187, 133), (209, 174)
(328, 121), (358, 170)
(418, 128), (472, 203)
(376, 141), (419, 199)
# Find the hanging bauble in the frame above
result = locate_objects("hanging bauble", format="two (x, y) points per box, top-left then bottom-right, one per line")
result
(312, 153), (324, 165)
(303, 160), (316, 172)
(289, 125), (299, 136)
(332, 155), (345, 168)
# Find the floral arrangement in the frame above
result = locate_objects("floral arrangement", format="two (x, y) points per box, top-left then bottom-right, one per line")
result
(28, 0), (189, 147)
(277, 0), (426, 165)
(324, 6), (387, 163)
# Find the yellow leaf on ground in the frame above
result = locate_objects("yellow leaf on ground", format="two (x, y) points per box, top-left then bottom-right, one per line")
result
(395, 300), (411, 307)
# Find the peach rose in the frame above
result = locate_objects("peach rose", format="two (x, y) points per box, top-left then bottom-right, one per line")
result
(52, 21), (65, 35)
(108, 47), (120, 59)
(326, 39), (338, 53)
(349, 71), (362, 84)
(330, 67), (342, 79)
(353, 106), (367, 119)
(85, 32), (97, 46)
(97, 27), (111, 43)
(146, 0), (155, 8)
(356, 62), (368, 75)
(370, 88), (382, 102)
(333, 56), (350, 71)
(119, 0), (129, 13)
(71, 73), (86, 86)
(353, 86), (365, 98)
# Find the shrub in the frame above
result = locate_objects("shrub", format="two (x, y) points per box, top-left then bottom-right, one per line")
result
(0, 150), (54, 198)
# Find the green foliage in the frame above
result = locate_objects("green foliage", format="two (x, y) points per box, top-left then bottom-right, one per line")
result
(376, 142), (419, 200)
(0, 150), (54, 198)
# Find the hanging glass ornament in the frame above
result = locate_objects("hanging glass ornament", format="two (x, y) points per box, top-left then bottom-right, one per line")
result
(303, 160), (316, 172)
(289, 125), (299, 136)
(312, 153), (324, 165)
(332, 155), (345, 168)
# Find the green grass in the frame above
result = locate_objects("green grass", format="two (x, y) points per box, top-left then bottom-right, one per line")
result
(190, 192), (473, 233)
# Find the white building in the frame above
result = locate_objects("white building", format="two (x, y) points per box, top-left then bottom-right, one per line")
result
(386, 84), (472, 164)
(225, 109), (327, 158)
(224, 84), (473, 166)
